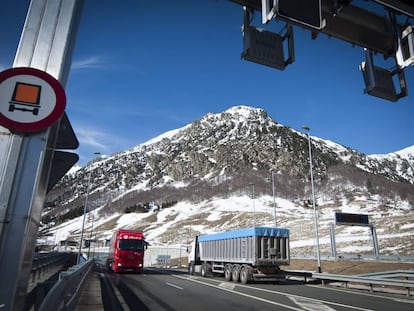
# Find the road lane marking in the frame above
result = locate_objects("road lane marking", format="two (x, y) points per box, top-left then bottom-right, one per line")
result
(176, 275), (374, 311)
(219, 282), (236, 290)
(289, 296), (336, 311)
(234, 282), (374, 311)
(166, 282), (183, 290)
(174, 275), (302, 310)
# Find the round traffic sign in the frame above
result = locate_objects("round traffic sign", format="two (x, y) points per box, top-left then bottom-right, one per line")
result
(0, 67), (66, 133)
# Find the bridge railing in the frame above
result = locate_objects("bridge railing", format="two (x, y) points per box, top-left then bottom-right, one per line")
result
(38, 258), (95, 311)
(30, 252), (71, 283)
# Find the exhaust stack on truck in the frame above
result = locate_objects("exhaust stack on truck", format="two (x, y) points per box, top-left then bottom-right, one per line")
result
(188, 226), (289, 284)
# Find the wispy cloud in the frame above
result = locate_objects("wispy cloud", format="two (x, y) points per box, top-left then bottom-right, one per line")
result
(75, 127), (112, 150)
(71, 56), (105, 70)
(73, 123), (136, 165)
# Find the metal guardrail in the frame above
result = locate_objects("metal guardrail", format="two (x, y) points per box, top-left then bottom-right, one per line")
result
(38, 258), (95, 311)
(30, 252), (70, 283)
(312, 271), (414, 296)
(291, 253), (414, 262)
(355, 270), (414, 279)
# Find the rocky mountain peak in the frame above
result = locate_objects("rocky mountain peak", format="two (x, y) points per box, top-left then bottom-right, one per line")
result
(42, 106), (414, 255)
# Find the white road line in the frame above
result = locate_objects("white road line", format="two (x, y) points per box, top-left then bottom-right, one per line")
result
(176, 275), (374, 311)
(234, 282), (374, 311)
(166, 282), (183, 290)
(288, 296), (336, 311)
(219, 282), (236, 290)
(174, 275), (302, 310)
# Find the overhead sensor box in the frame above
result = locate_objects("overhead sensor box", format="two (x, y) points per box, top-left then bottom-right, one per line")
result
(360, 48), (407, 102)
(396, 25), (414, 68)
(242, 26), (286, 70)
(360, 61), (398, 102)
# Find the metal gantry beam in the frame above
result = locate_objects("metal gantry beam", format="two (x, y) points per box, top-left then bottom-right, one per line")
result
(372, 0), (414, 18)
(230, 0), (411, 58)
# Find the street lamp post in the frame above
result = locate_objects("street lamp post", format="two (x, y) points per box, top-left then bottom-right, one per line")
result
(87, 205), (95, 258)
(249, 182), (256, 227)
(271, 171), (277, 227)
(302, 126), (322, 273)
(77, 152), (100, 264)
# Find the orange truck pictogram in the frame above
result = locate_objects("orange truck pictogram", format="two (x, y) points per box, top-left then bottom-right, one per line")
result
(9, 82), (41, 115)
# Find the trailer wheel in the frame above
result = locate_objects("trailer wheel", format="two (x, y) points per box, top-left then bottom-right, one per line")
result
(232, 264), (240, 283)
(224, 264), (232, 281)
(201, 263), (208, 277)
(240, 265), (250, 284)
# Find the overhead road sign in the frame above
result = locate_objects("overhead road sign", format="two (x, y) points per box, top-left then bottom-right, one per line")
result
(360, 49), (407, 102)
(261, 0), (322, 30)
(278, 0), (322, 30)
(242, 7), (295, 70)
(0, 67), (66, 133)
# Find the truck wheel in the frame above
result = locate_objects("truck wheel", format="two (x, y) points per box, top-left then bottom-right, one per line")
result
(201, 263), (208, 277)
(240, 266), (249, 284)
(188, 263), (195, 275)
(224, 264), (232, 281)
(232, 265), (240, 283)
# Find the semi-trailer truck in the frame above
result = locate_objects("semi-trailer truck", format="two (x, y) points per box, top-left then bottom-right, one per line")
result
(107, 229), (147, 273)
(188, 226), (289, 284)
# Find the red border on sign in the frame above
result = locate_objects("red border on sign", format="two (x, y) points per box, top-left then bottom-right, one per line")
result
(0, 67), (66, 133)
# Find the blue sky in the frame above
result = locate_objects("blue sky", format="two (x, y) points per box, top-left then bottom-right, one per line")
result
(1, 1), (414, 165)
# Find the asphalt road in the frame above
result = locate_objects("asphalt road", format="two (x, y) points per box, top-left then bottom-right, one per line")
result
(103, 267), (414, 311)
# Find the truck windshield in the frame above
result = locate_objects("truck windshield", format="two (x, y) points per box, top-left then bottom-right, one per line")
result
(118, 239), (145, 251)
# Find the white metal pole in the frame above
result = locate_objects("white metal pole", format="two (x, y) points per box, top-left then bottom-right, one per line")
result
(0, 1), (83, 309)
(272, 171), (277, 227)
(249, 182), (256, 227)
(303, 126), (322, 273)
(77, 168), (92, 264)
(87, 206), (94, 258)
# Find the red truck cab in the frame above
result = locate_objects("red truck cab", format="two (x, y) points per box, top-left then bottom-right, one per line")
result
(107, 229), (147, 273)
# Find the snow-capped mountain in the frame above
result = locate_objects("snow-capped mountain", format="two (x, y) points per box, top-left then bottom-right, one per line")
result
(42, 106), (414, 256)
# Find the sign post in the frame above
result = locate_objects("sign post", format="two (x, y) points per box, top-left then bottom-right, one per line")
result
(0, 1), (83, 310)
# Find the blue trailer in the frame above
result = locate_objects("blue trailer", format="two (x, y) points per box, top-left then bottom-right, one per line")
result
(188, 227), (290, 284)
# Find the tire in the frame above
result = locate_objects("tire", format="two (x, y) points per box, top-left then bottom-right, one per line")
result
(240, 266), (250, 284)
(188, 263), (194, 275)
(201, 263), (208, 277)
(232, 265), (240, 283)
(224, 264), (232, 281)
